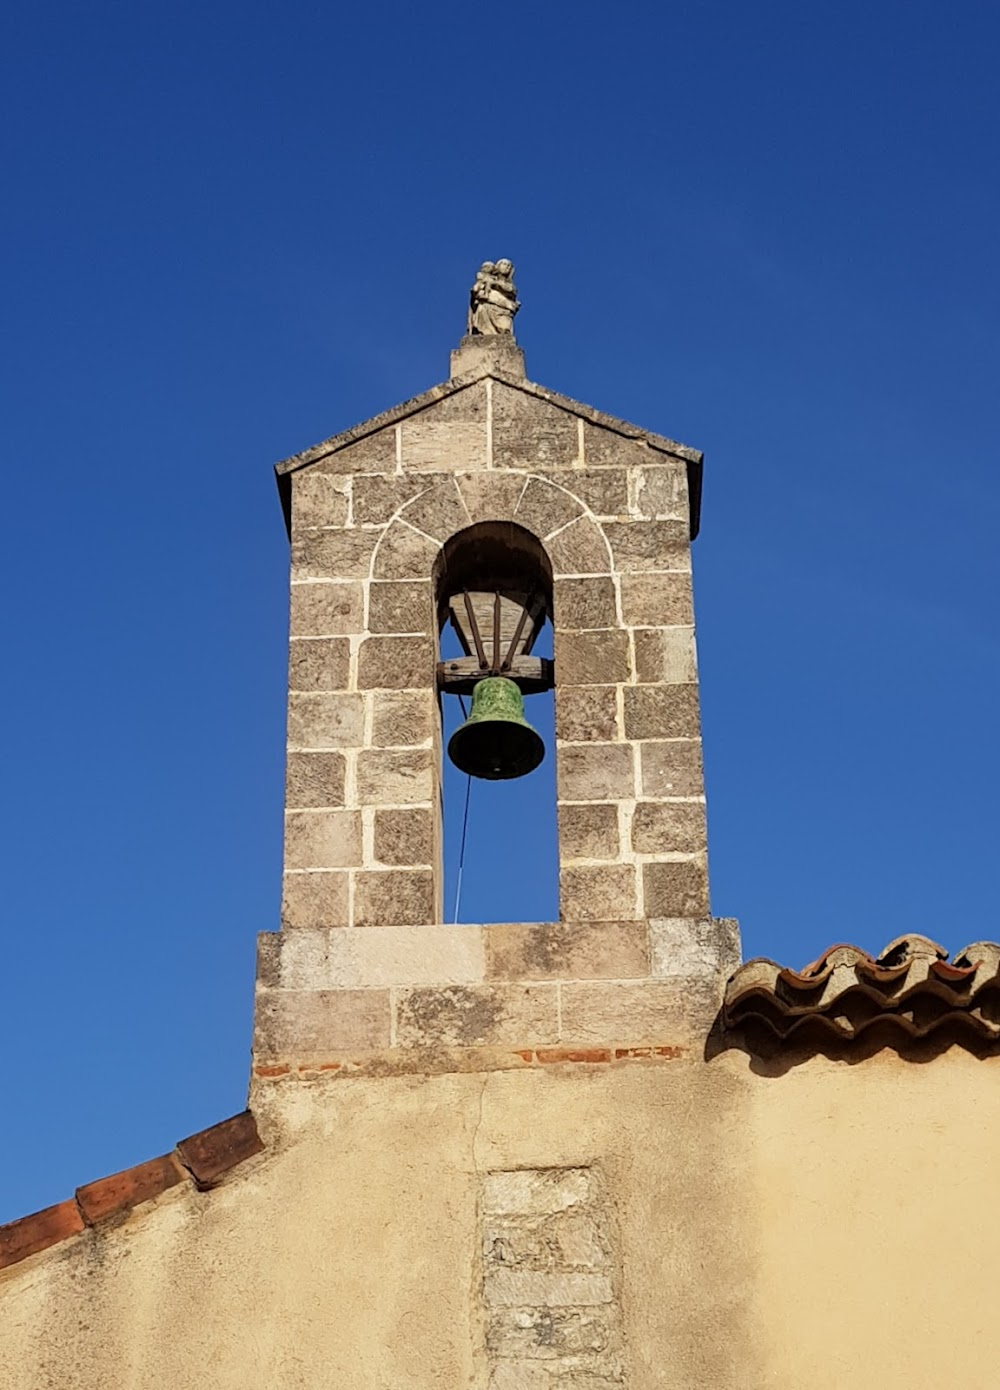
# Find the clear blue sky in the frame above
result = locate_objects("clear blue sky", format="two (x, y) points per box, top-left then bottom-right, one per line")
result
(2, 0), (997, 1222)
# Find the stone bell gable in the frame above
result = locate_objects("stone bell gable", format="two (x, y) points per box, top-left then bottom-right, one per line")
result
(256, 337), (737, 1078)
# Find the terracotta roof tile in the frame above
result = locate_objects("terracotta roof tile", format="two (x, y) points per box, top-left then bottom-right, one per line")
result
(724, 934), (1000, 1044)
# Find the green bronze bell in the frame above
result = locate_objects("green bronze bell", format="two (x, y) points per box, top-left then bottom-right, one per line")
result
(448, 676), (545, 781)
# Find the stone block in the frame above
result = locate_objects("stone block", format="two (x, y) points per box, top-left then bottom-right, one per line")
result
(559, 978), (713, 1044)
(618, 572), (693, 628)
(483, 1167), (593, 1217)
(254, 988), (391, 1056)
(367, 580), (433, 635)
(566, 468), (630, 518)
(638, 739), (704, 798)
(290, 527), (379, 581)
(489, 1363), (549, 1390)
(285, 752), (346, 809)
(560, 866), (638, 922)
(324, 924), (486, 988)
(553, 576), (617, 632)
(623, 684), (700, 740)
(403, 420), (487, 471)
(492, 382), (579, 468)
(556, 630), (630, 687)
(371, 520), (441, 580)
(396, 983), (558, 1047)
(352, 475), (422, 526)
(630, 800), (707, 854)
(371, 689), (436, 747)
(281, 871), (349, 928)
(632, 463), (688, 520)
(642, 859), (710, 919)
(603, 520), (689, 572)
(289, 582), (364, 637)
(546, 517), (613, 576)
(357, 748), (434, 805)
(514, 476), (584, 539)
(374, 807), (435, 865)
(633, 627), (697, 684)
(457, 470), (528, 523)
(650, 917), (741, 980)
(486, 1270), (613, 1307)
(288, 638), (351, 691)
(486, 1306), (615, 1361)
(287, 693), (365, 749)
(313, 429), (396, 475)
(557, 743), (634, 802)
(291, 473), (348, 531)
(557, 802), (621, 860)
(284, 810), (362, 870)
(582, 421), (650, 468)
(483, 1210), (610, 1271)
(357, 635), (435, 689)
(554, 686), (619, 744)
(353, 869), (436, 926)
(401, 476), (471, 541)
(486, 921), (647, 981)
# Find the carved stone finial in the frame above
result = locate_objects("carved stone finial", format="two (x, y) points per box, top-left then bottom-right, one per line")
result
(467, 259), (520, 338)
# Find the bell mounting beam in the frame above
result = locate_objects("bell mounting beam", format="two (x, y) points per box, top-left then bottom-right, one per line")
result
(439, 588), (553, 695)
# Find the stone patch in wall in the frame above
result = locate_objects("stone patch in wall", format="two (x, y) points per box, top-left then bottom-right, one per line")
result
(482, 1166), (624, 1387)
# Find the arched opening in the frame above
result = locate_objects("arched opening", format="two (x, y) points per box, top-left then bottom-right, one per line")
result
(434, 522), (559, 923)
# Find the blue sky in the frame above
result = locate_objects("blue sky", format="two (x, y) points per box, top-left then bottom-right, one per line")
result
(2, 0), (998, 1221)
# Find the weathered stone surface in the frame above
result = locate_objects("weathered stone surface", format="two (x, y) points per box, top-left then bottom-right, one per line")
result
(564, 468), (629, 518)
(556, 630), (629, 687)
(486, 921), (647, 981)
(486, 1270), (613, 1307)
(312, 429), (396, 475)
(255, 988), (391, 1055)
(357, 635), (435, 689)
(371, 689), (436, 747)
(483, 1210), (610, 1270)
(560, 866), (638, 922)
(638, 739), (704, 798)
(492, 382), (579, 469)
(623, 685), (700, 740)
(402, 385), (487, 471)
(557, 744), (634, 802)
(288, 638), (351, 691)
(546, 517), (612, 576)
(515, 477), (584, 539)
(291, 473), (348, 531)
(281, 871), (348, 928)
(284, 810), (362, 870)
(603, 521), (689, 572)
(642, 859), (710, 919)
(289, 582), (364, 637)
(555, 686), (619, 744)
(618, 572), (693, 628)
(287, 693), (365, 749)
(631, 800), (706, 854)
(489, 1362), (549, 1390)
(275, 925), (486, 989)
(457, 470), (527, 523)
(650, 917), (741, 980)
(632, 463), (688, 520)
(482, 1168), (594, 1217)
(396, 983), (557, 1047)
(633, 627), (697, 684)
(351, 474), (423, 526)
(371, 521), (441, 580)
(374, 807), (435, 866)
(559, 978), (713, 1044)
(486, 1306), (616, 1360)
(291, 527), (379, 581)
(582, 422), (651, 468)
(557, 803), (621, 861)
(353, 869), (436, 927)
(367, 581), (433, 635)
(357, 748), (434, 805)
(401, 477), (471, 541)
(553, 577), (618, 632)
(285, 752), (346, 809)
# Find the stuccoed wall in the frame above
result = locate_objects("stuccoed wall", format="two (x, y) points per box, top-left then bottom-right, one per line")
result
(3, 1048), (1000, 1389)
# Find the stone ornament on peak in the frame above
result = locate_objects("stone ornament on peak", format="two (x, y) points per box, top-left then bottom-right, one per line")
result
(467, 258), (520, 338)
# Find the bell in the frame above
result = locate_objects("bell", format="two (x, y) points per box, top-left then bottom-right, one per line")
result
(448, 677), (545, 781)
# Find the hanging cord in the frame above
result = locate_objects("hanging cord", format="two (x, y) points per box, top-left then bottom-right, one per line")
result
(452, 695), (473, 923)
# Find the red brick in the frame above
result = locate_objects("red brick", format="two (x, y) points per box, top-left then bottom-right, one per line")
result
(176, 1111), (264, 1189)
(0, 1199), (84, 1269)
(76, 1154), (185, 1225)
(535, 1047), (611, 1065)
(254, 1063), (290, 1078)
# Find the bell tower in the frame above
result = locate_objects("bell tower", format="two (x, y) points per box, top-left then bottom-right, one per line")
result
(255, 260), (738, 1073)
